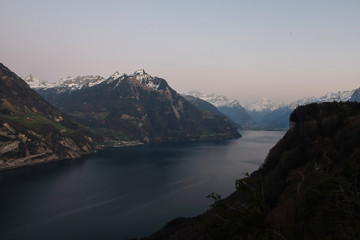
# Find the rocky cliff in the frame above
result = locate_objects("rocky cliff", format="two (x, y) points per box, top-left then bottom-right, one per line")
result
(0, 63), (94, 170)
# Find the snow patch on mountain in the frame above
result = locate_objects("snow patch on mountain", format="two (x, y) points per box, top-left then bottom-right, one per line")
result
(106, 69), (162, 90)
(108, 71), (123, 81)
(58, 75), (106, 90)
(245, 97), (280, 112)
(131, 69), (161, 90)
(25, 74), (106, 92)
(186, 91), (241, 108)
(24, 74), (56, 89)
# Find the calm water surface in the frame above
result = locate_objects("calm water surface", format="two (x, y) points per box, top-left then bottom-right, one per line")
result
(0, 130), (285, 240)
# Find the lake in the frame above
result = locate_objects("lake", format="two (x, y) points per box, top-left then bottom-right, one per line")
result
(0, 130), (285, 240)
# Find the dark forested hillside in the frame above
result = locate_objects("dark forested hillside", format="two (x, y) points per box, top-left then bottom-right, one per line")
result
(144, 102), (360, 240)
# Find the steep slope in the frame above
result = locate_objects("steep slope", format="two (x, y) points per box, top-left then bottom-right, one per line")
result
(37, 70), (240, 143)
(217, 106), (253, 128)
(186, 91), (253, 126)
(144, 102), (360, 240)
(182, 95), (224, 116)
(183, 95), (242, 129)
(0, 63), (93, 170)
(260, 102), (360, 239)
(350, 88), (360, 102)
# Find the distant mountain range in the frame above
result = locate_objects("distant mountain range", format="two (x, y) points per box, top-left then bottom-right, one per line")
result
(245, 89), (358, 129)
(287, 90), (355, 110)
(244, 90), (355, 113)
(24, 72), (359, 132)
(25, 74), (106, 91)
(184, 88), (360, 131)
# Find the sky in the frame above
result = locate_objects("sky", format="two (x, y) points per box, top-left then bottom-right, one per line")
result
(1, 0), (359, 104)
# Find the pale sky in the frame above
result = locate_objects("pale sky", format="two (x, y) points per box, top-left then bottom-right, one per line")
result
(1, 0), (359, 104)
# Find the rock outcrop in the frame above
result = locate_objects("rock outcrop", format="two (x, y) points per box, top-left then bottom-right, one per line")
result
(0, 63), (94, 170)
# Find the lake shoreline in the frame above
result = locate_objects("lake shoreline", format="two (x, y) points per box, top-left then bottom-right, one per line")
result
(0, 132), (244, 172)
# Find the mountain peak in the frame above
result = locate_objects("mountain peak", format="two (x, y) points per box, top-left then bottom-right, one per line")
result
(134, 69), (146, 75)
(109, 71), (122, 80)
(129, 69), (164, 90)
(24, 74), (54, 89)
(131, 69), (152, 82)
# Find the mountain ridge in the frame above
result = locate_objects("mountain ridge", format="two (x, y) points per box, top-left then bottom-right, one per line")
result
(246, 89), (356, 113)
(33, 70), (241, 144)
(244, 88), (359, 130)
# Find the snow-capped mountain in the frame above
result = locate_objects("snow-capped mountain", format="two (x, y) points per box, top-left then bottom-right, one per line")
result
(24, 74), (106, 92)
(24, 74), (55, 89)
(246, 90), (355, 113)
(288, 90), (355, 109)
(133, 69), (161, 90)
(186, 91), (241, 108)
(25, 69), (164, 93)
(58, 75), (106, 90)
(245, 97), (280, 112)
(245, 89), (358, 130)
(350, 88), (360, 102)
(108, 71), (122, 81)
(185, 91), (253, 126)
(108, 69), (163, 91)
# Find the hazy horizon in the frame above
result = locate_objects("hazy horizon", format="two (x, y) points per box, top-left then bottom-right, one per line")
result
(1, 0), (359, 104)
